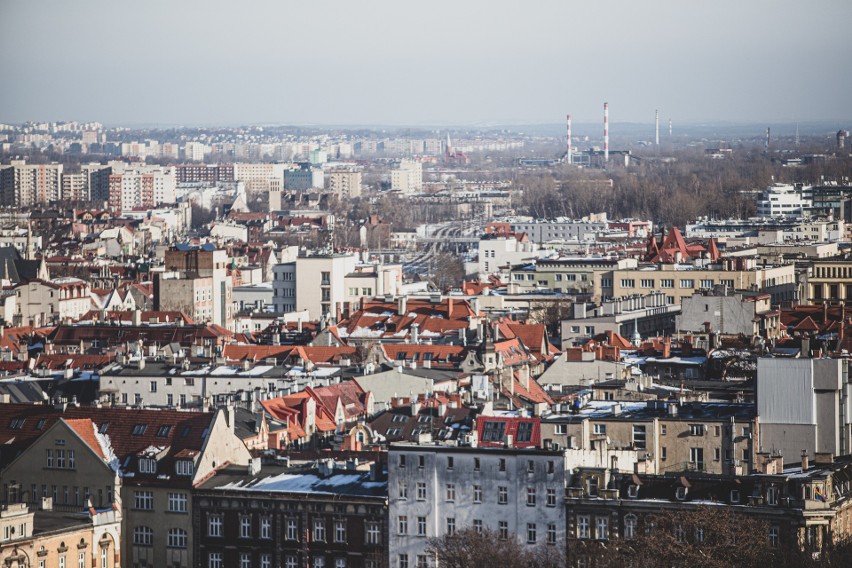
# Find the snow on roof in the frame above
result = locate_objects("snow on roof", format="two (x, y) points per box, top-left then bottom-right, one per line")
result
(92, 422), (121, 473)
(219, 472), (386, 495)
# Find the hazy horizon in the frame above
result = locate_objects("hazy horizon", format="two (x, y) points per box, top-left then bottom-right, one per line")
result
(2, 0), (850, 127)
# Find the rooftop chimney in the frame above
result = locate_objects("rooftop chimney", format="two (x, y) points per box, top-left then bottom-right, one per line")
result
(801, 450), (809, 471)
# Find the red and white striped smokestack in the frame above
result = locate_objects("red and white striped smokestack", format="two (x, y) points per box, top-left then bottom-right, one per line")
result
(567, 114), (572, 164)
(604, 102), (609, 162)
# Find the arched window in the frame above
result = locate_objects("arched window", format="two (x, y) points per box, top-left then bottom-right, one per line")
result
(624, 514), (637, 540)
(167, 528), (188, 549)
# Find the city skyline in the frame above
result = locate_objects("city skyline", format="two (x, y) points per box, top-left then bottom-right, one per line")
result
(1, 0), (850, 127)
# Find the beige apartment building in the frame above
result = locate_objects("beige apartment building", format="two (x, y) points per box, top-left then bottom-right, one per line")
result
(156, 247), (233, 329)
(325, 167), (362, 198)
(0, 502), (122, 568)
(804, 258), (852, 304)
(11, 278), (91, 327)
(0, 405), (251, 568)
(508, 257), (638, 301)
(540, 402), (757, 476)
(606, 262), (797, 305)
(233, 163), (288, 193)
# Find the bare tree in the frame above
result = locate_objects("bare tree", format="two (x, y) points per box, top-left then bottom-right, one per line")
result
(427, 528), (565, 568)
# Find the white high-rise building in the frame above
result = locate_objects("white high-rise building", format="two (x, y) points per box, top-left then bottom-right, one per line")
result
(391, 159), (422, 194)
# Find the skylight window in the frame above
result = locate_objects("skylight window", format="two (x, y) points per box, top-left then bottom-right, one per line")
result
(132, 424), (148, 436)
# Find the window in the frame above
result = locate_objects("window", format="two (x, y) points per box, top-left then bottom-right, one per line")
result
(527, 487), (536, 506)
(769, 525), (780, 547)
(417, 516), (426, 536)
(661, 446), (667, 461)
(287, 519), (298, 541)
(156, 424), (171, 437)
(208, 514), (223, 537)
(168, 528), (187, 548)
(473, 519), (483, 534)
(661, 424), (667, 436)
(446, 483), (456, 501)
(676, 486), (688, 500)
(133, 526), (153, 546)
(517, 422), (534, 443)
(367, 521), (381, 544)
(473, 485), (482, 503)
(660, 279), (674, 288)
(481, 420), (506, 442)
(621, 279), (635, 288)
(527, 523), (537, 544)
(447, 456), (454, 470)
(132, 424), (147, 436)
(767, 486), (779, 505)
(675, 524), (686, 543)
(416, 556), (429, 568)
(176, 459), (194, 476)
(138, 458), (156, 474)
(731, 490), (740, 503)
(689, 448), (704, 470)
(555, 424), (567, 435)
(641, 278), (654, 288)
(499, 521), (508, 540)
(57, 449), (66, 469)
(398, 481), (408, 500)
(628, 484), (639, 498)
(335, 560), (346, 568)
(546, 488), (557, 506)
(624, 514), (637, 540)
(418, 455), (425, 469)
(416, 482), (426, 501)
(577, 515), (590, 539)
(134, 491), (153, 510)
(149, 381), (157, 393)
(446, 517), (456, 536)
(399, 454), (406, 469)
(593, 424), (606, 435)
(168, 493), (187, 513)
(258, 516), (271, 539)
(78, 553), (85, 568)
(46, 449), (53, 468)
(398, 555), (409, 568)
(632, 425), (647, 449)
(286, 556), (298, 568)
(498, 486), (508, 504)
(474, 457), (481, 471)
(690, 424), (705, 436)
(596, 517), (609, 540)
(330, 519), (345, 542)
(527, 460), (535, 473)
(700, 279), (714, 289)
(714, 448), (721, 461)
(240, 516), (252, 538)
(544, 522), (557, 545)
(680, 279), (695, 288)
(499, 458), (506, 472)
(398, 515), (408, 535)
(314, 519), (326, 541)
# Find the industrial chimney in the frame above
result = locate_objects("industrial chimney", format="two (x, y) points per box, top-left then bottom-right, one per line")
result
(655, 110), (660, 146)
(566, 114), (573, 164)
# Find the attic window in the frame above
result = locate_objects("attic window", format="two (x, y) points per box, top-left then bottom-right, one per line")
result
(157, 425), (172, 437)
(387, 428), (402, 437)
(99, 422), (109, 434)
(201, 427), (210, 439)
(423, 353), (434, 361)
(138, 458), (157, 474)
(36, 419), (46, 430)
(676, 487), (688, 500)
(396, 352), (407, 360)
(8, 418), (26, 430)
(481, 421), (506, 443)
(516, 422), (534, 443)
(176, 460), (194, 476)
(180, 426), (191, 438)
(132, 424), (148, 436)
(417, 415), (431, 424)
(392, 415), (406, 423)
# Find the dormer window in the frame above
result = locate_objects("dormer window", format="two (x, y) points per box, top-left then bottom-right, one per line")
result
(676, 487), (688, 500)
(138, 458), (157, 474)
(730, 490), (740, 503)
(628, 485), (639, 498)
(176, 460), (194, 476)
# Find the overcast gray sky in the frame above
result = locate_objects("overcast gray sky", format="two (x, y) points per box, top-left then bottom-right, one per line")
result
(1, 0), (850, 127)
